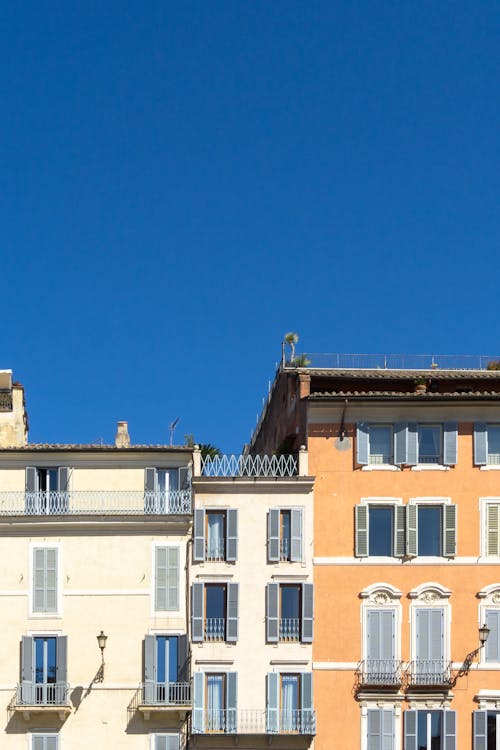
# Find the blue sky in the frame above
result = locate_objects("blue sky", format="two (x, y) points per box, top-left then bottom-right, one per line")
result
(1, 2), (499, 452)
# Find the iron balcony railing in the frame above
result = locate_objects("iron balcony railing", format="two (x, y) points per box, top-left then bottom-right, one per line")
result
(289, 352), (500, 371)
(201, 454), (297, 478)
(0, 490), (191, 516)
(408, 660), (452, 686)
(279, 618), (300, 642)
(16, 681), (69, 706)
(192, 708), (316, 735)
(418, 455), (442, 464)
(358, 660), (403, 686)
(141, 681), (191, 706)
(204, 618), (226, 641)
(0, 392), (12, 411)
(205, 540), (225, 562)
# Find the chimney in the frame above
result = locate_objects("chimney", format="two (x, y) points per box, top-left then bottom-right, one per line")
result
(115, 421), (130, 448)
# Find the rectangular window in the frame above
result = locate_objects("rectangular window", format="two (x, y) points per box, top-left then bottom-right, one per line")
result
(280, 585), (301, 641)
(154, 546), (179, 611)
(367, 708), (395, 750)
(355, 503), (405, 558)
(366, 609), (397, 684)
(21, 635), (67, 706)
(33, 547), (58, 613)
(417, 506), (442, 556)
(143, 634), (188, 705)
(488, 427), (500, 465)
(280, 674), (300, 732)
(191, 582), (238, 643)
(205, 584), (227, 641)
(404, 710), (456, 750)
(368, 506), (393, 556)
(206, 673), (226, 732)
(414, 609), (446, 685)
(485, 610), (500, 663)
(266, 583), (313, 643)
(417, 425), (442, 464)
(32, 736), (59, 750)
(267, 508), (303, 563)
(153, 736), (180, 750)
(206, 511), (226, 561)
(144, 467), (190, 513)
(369, 426), (393, 465)
(193, 508), (238, 562)
(26, 467), (70, 514)
(486, 504), (500, 556)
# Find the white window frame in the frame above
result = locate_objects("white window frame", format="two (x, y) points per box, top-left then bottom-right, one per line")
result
(408, 497), (452, 560)
(29, 733), (59, 750)
(28, 543), (62, 618)
(149, 733), (180, 750)
(150, 542), (182, 617)
(360, 703), (401, 750)
(360, 498), (403, 560)
(409, 583), (451, 666)
(360, 583), (402, 663)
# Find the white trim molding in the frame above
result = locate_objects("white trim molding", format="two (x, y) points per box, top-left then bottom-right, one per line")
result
(408, 582), (452, 600)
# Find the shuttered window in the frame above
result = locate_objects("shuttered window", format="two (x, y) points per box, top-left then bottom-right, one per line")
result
(193, 508), (238, 562)
(266, 582), (313, 643)
(155, 546), (179, 611)
(367, 709), (394, 750)
(32, 737), (58, 750)
(366, 610), (395, 664)
(268, 507), (303, 562)
(485, 610), (500, 663)
(154, 736), (180, 750)
(473, 711), (500, 750)
(405, 710), (455, 750)
(486, 504), (500, 556)
(415, 609), (445, 683)
(355, 503), (405, 558)
(33, 547), (58, 613)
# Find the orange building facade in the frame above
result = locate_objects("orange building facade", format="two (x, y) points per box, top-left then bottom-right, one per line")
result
(251, 355), (500, 750)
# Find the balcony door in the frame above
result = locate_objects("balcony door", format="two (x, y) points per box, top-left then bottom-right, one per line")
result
(366, 609), (396, 682)
(415, 609), (445, 683)
(206, 674), (225, 732)
(280, 674), (300, 732)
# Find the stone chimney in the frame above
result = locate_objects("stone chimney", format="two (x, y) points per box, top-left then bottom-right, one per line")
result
(115, 421), (130, 448)
(0, 372), (28, 447)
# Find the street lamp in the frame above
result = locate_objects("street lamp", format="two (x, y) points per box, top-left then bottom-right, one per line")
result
(449, 624), (490, 687)
(479, 623), (490, 647)
(97, 630), (108, 678)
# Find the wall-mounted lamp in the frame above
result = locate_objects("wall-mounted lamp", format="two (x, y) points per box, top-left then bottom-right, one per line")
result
(450, 624), (490, 687)
(97, 630), (108, 677)
(479, 623), (490, 647)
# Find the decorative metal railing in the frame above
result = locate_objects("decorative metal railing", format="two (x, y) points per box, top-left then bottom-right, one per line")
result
(201, 454), (297, 478)
(358, 660), (403, 686)
(16, 681), (69, 706)
(141, 681), (191, 706)
(418, 455), (442, 464)
(279, 618), (300, 642)
(0, 392), (12, 411)
(0, 490), (191, 516)
(205, 539), (225, 561)
(408, 660), (452, 686)
(289, 352), (500, 371)
(192, 708), (316, 734)
(280, 538), (290, 561)
(204, 618), (226, 641)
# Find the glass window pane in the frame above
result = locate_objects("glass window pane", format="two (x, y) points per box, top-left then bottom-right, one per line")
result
(430, 711), (442, 744)
(488, 427), (500, 463)
(281, 586), (300, 619)
(207, 513), (225, 558)
(206, 585), (226, 618)
(418, 426), (441, 463)
(418, 506), (442, 556)
(369, 427), (392, 464)
(487, 712), (497, 750)
(369, 507), (393, 556)
(417, 711), (428, 750)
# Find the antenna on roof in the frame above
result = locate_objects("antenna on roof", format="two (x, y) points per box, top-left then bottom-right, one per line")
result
(169, 417), (180, 446)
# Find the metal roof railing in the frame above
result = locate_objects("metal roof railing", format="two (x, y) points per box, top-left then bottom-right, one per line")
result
(285, 353), (500, 371)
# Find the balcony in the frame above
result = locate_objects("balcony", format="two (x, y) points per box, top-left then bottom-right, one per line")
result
(357, 660), (403, 688)
(13, 682), (71, 720)
(0, 489), (191, 517)
(279, 618), (300, 642)
(130, 681), (191, 720)
(408, 659), (452, 687)
(204, 618), (226, 642)
(192, 708), (316, 735)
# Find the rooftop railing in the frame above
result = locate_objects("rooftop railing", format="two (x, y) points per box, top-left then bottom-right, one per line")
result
(192, 708), (316, 735)
(0, 489), (191, 516)
(284, 353), (500, 371)
(201, 454), (297, 478)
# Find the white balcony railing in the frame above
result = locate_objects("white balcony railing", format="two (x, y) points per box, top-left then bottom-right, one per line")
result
(205, 539), (225, 562)
(0, 490), (191, 516)
(279, 618), (300, 642)
(204, 618), (226, 641)
(16, 681), (69, 706)
(192, 708), (316, 735)
(201, 454), (297, 478)
(141, 681), (191, 706)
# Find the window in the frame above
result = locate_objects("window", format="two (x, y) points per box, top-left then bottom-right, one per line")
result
(193, 508), (238, 562)
(266, 583), (313, 643)
(404, 710), (456, 750)
(485, 503), (500, 556)
(143, 635), (188, 705)
(20, 635), (67, 706)
(369, 426), (394, 464)
(417, 425), (442, 464)
(144, 467), (190, 513)
(357, 423), (457, 467)
(153, 736), (180, 750)
(485, 611), (500, 663)
(268, 507), (303, 562)
(413, 609), (447, 685)
(266, 672), (314, 734)
(32, 736), (59, 750)
(26, 467), (70, 514)
(32, 547), (58, 614)
(191, 582), (239, 643)
(417, 506), (442, 556)
(365, 609), (397, 684)
(355, 502), (405, 558)
(366, 709), (395, 750)
(192, 671), (237, 734)
(154, 546), (179, 611)
(407, 502), (457, 558)
(474, 710), (500, 749)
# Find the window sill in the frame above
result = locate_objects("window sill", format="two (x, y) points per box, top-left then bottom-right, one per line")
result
(362, 465), (400, 472)
(480, 466), (500, 471)
(411, 465), (450, 471)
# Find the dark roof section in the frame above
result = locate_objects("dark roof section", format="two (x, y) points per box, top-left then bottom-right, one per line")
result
(309, 390), (500, 400)
(0, 444), (191, 452)
(297, 368), (500, 380)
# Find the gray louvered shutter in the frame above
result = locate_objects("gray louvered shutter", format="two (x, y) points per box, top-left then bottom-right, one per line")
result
(47, 738), (58, 750)
(404, 710), (418, 750)
(487, 504), (500, 556)
(473, 710), (488, 750)
(443, 504), (457, 557)
(301, 672), (314, 734)
(166, 736), (180, 750)
(290, 508), (303, 562)
(268, 509), (280, 562)
(443, 423), (458, 465)
(226, 672), (237, 733)
(179, 465), (189, 489)
(226, 509), (238, 562)
(26, 466), (37, 491)
(444, 710), (456, 750)
(406, 505), (417, 557)
(474, 423), (488, 466)
(21, 636), (34, 704)
(417, 609), (444, 663)
(192, 672), (204, 733)
(266, 673), (279, 733)
(485, 610), (500, 662)
(226, 583), (239, 642)
(46, 548), (57, 612)
(266, 583), (279, 642)
(177, 635), (188, 682)
(155, 547), (167, 611)
(382, 709), (394, 750)
(25, 467), (37, 513)
(32, 739), (44, 750)
(407, 423), (418, 465)
(33, 547), (57, 613)
(144, 635), (156, 703)
(191, 583), (204, 642)
(193, 508), (205, 562)
(367, 709), (381, 750)
(166, 547), (179, 610)
(301, 583), (314, 643)
(394, 505), (406, 557)
(357, 423), (369, 465)
(395, 423), (407, 465)
(144, 467), (156, 512)
(367, 610), (395, 663)
(56, 635), (68, 686)
(355, 505), (369, 557)
(155, 737), (167, 750)
(58, 467), (70, 512)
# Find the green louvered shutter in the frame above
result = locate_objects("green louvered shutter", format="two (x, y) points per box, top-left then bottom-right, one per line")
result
(473, 710), (488, 750)
(487, 504), (500, 556)
(394, 505), (406, 557)
(443, 505), (457, 557)
(406, 505), (417, 557)
(443, 423), (458, 465)
(474, 423), (488, 466)
(357, 423), (369, 465)
(355, 505), (369, 557)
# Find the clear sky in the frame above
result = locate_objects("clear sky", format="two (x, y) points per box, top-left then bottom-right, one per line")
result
(1, 2), (499, 452)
